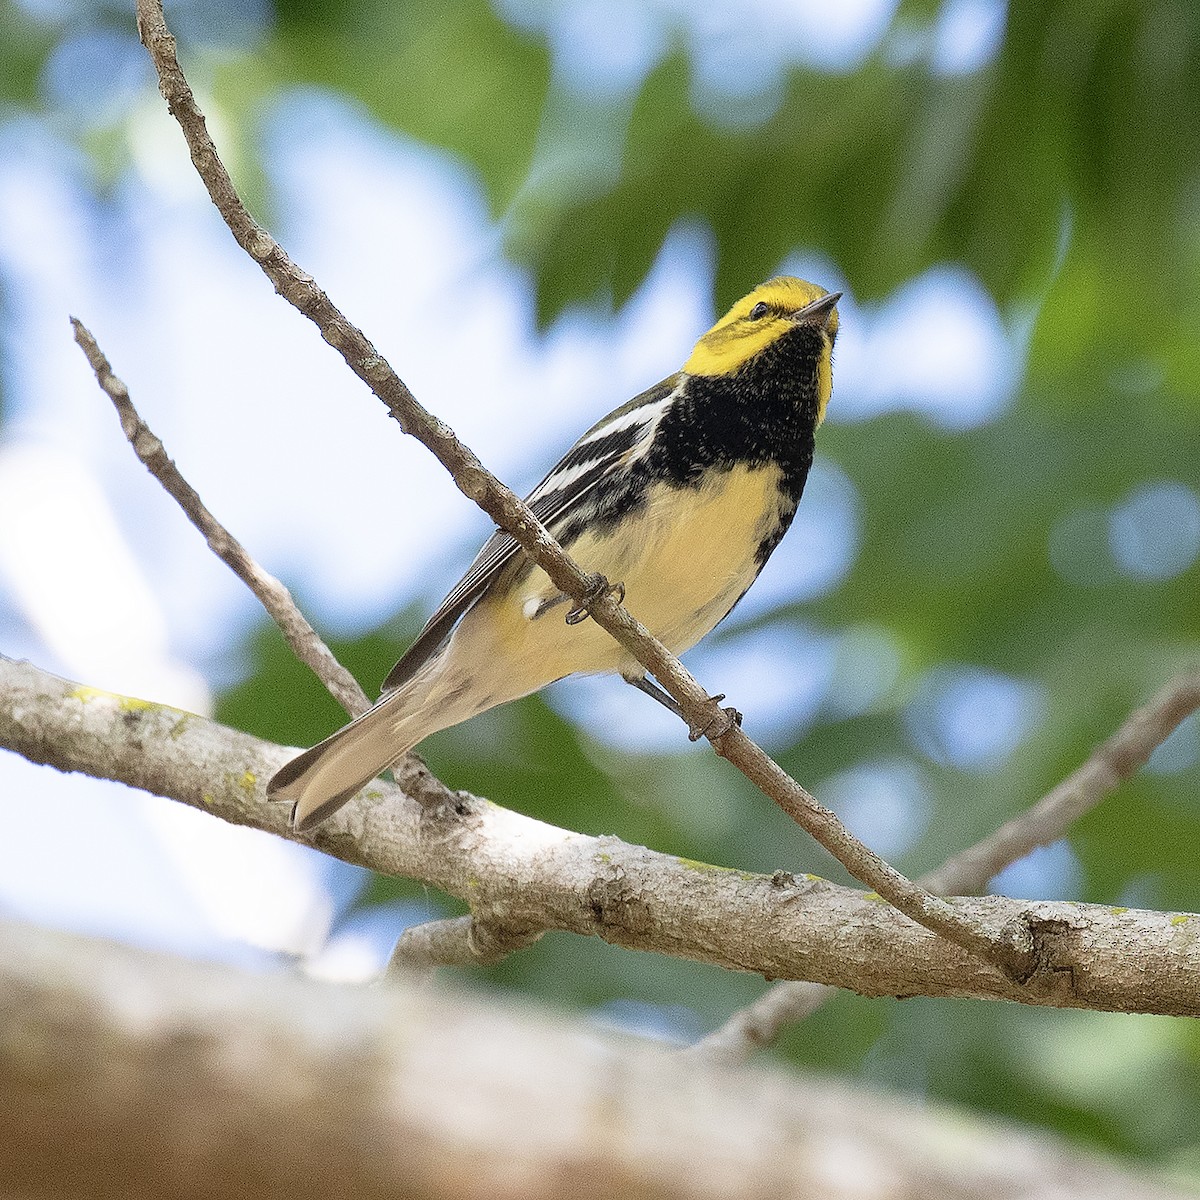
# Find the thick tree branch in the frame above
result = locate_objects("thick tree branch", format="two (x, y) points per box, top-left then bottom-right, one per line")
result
(4, 919), (1191, 1200)
(130, 0), (1017, 972)
(69, 317), (369, 718)
(67, 321), (1200, 995)
(698, 667), (1200, 1058)
(4, 655), (1199, 1016)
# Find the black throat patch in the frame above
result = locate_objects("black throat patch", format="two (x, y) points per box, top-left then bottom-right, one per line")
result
(645, 324), (825, 500)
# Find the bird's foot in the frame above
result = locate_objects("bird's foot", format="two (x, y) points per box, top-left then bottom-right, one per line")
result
(688, 695), (743, 742)
(565, 573), (625, 625)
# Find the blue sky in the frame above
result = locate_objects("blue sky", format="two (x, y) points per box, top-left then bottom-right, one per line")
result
(1, 0), (1104, 978)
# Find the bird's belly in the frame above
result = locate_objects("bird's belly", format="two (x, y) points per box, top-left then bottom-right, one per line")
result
(454, 463), (788, 697)
(583, 464), (785, 655)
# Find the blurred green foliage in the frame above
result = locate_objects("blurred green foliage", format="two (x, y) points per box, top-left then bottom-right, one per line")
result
(5, 0), (1200, 1183)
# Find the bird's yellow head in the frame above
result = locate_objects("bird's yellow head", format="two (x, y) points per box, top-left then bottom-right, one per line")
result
(683, 276), (841, 422)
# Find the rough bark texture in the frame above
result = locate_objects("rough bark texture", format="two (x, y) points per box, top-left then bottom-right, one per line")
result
(698, 670), (1200, 1057)
(122, 0), (1022, 970)
(4, 656), (1198, 1016)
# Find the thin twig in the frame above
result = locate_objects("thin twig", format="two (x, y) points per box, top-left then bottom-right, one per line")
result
(694, 668), (1200, 1059)
(385, 916), (544, 975)
(71, 319), (539, 972)
(922, 669), (1200, 896)
(133, 0), (1022, 975)
(70, 318), (370, 719)
(683, 984), (837, 1060)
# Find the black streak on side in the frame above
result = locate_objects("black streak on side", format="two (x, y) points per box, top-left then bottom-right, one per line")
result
(574, 323), (827, 554)
(561, 323), (830, 630)
(383, 326), (827, 690)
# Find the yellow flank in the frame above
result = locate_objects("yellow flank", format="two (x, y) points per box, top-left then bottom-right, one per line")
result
(447, 463), (787, 699)
(270, 273), (842, 831)
(684, 276), (838, 383)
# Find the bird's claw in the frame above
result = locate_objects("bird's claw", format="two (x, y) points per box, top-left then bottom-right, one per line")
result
(566, 574), (625, 625)
(687, 695), (744, 742)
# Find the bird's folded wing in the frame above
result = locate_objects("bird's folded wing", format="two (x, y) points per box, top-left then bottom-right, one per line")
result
(380, 374), (680, 694)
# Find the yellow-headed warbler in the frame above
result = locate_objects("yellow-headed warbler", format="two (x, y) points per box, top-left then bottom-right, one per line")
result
(270, 277), (841, 830)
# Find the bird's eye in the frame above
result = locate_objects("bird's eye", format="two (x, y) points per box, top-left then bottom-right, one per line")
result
(748, 301), (770, 320)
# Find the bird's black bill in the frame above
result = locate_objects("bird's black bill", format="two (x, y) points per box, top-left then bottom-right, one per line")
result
(796, 291), (841, 325)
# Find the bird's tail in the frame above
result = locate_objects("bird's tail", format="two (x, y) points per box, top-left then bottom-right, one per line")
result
(267, 689), (423, 832)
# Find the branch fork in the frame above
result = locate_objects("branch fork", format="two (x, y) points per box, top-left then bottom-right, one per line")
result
(29, 0), (1195, 1027)
(7, 655), (1200, 1016)
(125, 0), (1020, 974)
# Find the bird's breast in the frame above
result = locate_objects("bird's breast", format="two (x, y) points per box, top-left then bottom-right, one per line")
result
(504, 463), (788, 674)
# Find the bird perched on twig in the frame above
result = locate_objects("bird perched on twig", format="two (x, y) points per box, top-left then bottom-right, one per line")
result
(269, 276), (841, 831)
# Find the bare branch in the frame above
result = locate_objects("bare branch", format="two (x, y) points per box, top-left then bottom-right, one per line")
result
(70, 317), (369, 718)
(683, 982), (837, 1062)
(923, 669), (1200, 896)
(4, 655), (1200, 1017)
(697, 668), (1200, 1059)
(131, 0), (1017, 972)
(5, 919), (1191, 1200)
(386, 916), (544, 974)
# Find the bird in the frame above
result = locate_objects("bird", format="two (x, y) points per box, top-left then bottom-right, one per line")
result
(269, 276), (841, 831)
